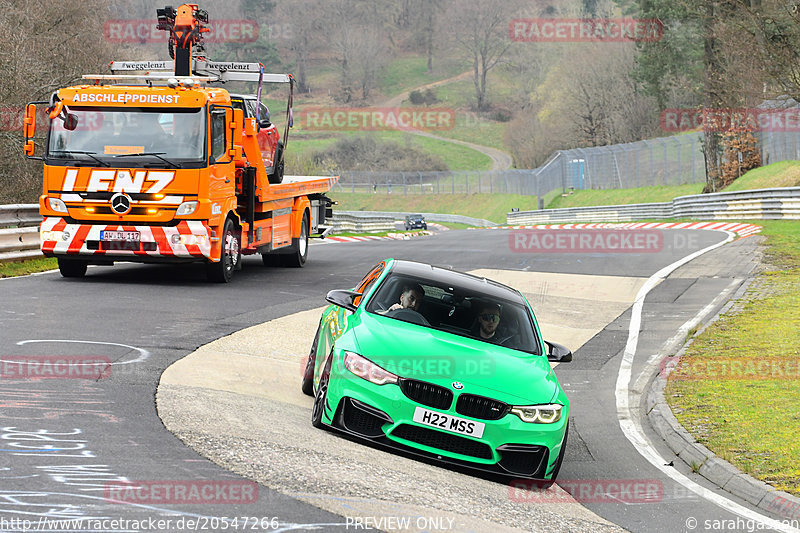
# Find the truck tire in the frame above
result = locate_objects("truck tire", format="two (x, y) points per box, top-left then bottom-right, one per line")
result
(206, 218), (240, 283)
(282, 210), (309, 267)
(58, 258), (87, 278)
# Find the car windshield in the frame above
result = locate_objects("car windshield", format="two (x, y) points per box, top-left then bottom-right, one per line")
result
(47, 107), (206, 165)
(365, 273), (542, 355)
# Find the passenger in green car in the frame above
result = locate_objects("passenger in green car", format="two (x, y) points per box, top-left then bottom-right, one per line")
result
(385, 283), (425, 312)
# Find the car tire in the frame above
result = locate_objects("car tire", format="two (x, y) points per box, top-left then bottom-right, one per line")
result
(282, 210), (309, 268)
(301, 321), (323, 396)
(311, 354), (332, 429)
(58, 258), (87, 278)
(206, 218), (240, 283)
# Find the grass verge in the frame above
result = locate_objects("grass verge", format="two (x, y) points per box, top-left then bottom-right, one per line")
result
(546, 184), (705, 209)
(331, 192), (536, 224)
(0, 256), (57, 278)
(665, 220), (800, 496)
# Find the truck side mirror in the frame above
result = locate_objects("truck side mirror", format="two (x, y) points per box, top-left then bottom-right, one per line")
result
(24, 102), (46, 160)
(24, 104), (36, 156)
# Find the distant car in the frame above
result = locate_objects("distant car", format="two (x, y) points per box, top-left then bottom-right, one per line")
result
(302, 259), (573, 484)
(404, 214), (427, 230)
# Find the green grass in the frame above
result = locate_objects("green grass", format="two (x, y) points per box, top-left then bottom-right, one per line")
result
(0, 257), (57, 278)
(666, 220), (800, 496)
(546, 184), (705, 209)
(377, 56), (467, 98)
(723, 160), (800, 191)
(331, 192), (536, 224)
(288, 130), (492, 171)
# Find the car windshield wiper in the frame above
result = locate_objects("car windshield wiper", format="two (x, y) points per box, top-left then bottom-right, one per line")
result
(49, 150), (110, 167)
(113, 152), (179, 169)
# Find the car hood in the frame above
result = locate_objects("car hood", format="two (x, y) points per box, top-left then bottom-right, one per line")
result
(353, 312), (559, 405)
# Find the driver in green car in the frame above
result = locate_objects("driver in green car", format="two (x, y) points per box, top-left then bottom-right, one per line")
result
(386, 283), (425, 313)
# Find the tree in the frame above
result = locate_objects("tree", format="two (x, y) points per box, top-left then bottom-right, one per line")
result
(0, 0), (115, 203)
(446, 0), (518, 110)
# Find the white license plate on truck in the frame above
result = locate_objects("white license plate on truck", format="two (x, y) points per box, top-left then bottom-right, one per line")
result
(412, 406), (485, 438)
(101, 231), (141, 241)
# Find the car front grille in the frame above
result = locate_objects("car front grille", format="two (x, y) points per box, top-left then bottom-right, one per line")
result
(399, 379), (453, 410)
(456, 393), (509, 420)
(391, 424), (493, 460)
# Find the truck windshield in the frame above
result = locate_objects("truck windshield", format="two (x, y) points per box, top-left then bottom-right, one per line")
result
(47, 107), (206, 166)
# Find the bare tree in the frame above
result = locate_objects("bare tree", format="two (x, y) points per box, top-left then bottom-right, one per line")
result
(0, 0), (115, 203)
(446, 0), (518, 110)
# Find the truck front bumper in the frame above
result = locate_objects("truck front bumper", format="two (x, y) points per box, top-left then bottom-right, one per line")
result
(40, 217), (213, 261)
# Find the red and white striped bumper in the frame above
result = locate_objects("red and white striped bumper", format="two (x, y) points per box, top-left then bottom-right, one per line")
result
(40, 217), (213, 259)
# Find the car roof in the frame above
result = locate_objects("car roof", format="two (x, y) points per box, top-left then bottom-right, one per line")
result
(387, 260), (525, 303)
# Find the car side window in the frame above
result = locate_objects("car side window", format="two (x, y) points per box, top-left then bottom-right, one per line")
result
(353, 262), (385, 307)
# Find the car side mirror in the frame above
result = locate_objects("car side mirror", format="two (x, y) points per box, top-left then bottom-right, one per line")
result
(545, 341), (572, 363)
(258, 118), (271, 130)
(326, 289), (361, 312)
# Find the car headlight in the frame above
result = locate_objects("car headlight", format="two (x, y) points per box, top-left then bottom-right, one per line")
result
(48, 197), (68, 213)
(343, 351), (398, 386)
(510, 404), (563, 424)
(176, 201), (198, 216)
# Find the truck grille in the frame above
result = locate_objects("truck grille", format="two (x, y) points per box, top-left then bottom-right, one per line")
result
(399, 379), (452, 410)
(391, 424), (493, 460)
(456, 394), (509, 420)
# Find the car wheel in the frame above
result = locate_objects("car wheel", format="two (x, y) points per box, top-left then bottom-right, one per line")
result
(206, 218), (240, 283)
(301, 321), (322, 396)
(282, 210), (309, 268)
(58, 258), (87, 278)
(311, 355), (332, 429)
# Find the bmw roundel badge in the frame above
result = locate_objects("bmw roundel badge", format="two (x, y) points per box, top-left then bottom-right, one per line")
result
(452, 382), (463, 390)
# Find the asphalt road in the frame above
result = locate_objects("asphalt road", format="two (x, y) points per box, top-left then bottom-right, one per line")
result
(0, 227), (784, 533)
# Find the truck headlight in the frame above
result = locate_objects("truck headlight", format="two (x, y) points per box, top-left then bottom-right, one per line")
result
(48, 197), (68, 213)
(510, 404), (563, 424)
(176, 201), (198, 216)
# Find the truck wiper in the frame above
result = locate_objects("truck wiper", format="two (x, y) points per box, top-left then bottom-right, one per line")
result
(49, 150), (110, 167)
(113, 152), (179, 169)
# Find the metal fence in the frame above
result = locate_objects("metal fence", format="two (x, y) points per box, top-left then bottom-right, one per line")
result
(330, 130), (800, 200)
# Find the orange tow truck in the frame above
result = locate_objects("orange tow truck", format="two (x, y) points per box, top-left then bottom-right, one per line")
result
(22, 4), (335, 282)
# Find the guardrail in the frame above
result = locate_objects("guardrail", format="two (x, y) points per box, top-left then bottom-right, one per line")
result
(0, 204), (42, 263)
(331, 213), (396, 233)
(338, 210), (496, 228)
(507, 187), (800, 225)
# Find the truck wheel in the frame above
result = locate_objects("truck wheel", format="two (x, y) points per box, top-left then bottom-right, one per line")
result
(58, 258), (87, 278)
(206, 218), (240, 283)
(282, 210), (309, 267)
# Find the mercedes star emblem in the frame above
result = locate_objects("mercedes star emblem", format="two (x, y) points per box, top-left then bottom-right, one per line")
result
(110, 193), (132, 215)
